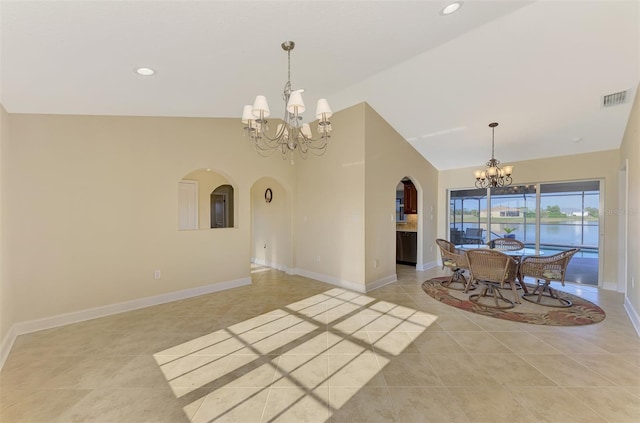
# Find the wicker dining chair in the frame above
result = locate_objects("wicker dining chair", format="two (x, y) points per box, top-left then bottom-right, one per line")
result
(461, 227), (484, 244)
(466, 249), (519, 309)
(435, 238), (473, 291)
(518, 248), (580, 307)
(488, 238), (525, 251)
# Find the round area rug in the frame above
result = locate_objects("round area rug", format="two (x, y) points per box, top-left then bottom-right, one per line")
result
(421, 277), (605, 326)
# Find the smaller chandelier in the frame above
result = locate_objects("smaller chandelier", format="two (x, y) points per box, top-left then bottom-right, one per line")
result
(474, 122), (513, 188)
(241, 41), (333, 160)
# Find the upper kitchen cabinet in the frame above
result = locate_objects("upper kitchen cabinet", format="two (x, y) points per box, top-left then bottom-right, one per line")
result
(403, 180), (418, 214)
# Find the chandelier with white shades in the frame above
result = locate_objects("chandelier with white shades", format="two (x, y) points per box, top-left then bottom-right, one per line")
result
(241, 41), (333, 160)
(474, 122), (514, 188)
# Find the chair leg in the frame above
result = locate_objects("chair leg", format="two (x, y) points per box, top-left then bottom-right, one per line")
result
(463, 275), (476, 293)
(442, 269), (475, 291)
(509, 281), (520, 304)
(469, 282), (515, 310)
(522, 280), (572, 308)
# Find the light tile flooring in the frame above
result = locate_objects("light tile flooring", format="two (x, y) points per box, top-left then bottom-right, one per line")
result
(1, 264), (639, 422)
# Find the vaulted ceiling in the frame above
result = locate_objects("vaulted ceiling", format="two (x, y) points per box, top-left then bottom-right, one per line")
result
(1, 0), (638, 170)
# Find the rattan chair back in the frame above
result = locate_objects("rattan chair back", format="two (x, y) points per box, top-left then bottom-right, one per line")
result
(435, 238), (469, 270)
(466, 249), (518, 286)
(518, 248), (580, 286)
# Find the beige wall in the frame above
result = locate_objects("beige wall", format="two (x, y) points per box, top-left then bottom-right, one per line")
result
(363, 104), (439, 286)
(251, 177), (292, 271)
(3, 100), (637, 351)
(293, 103), (367, 288)
(4, 114), (295, 326)
(0, 105), (12, 344)
(619, 85), (640, 315)
(438, 150), (621, 288)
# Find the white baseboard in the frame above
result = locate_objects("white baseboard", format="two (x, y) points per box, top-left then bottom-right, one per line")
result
(293, 268), (366, 293)
(416, 261), (438, 272)
(0, 277), (251, 370)
(251, 257), (292, 274)
(0, 325), (17, 371)
(366, 274), (398, 292)
(601, 280), (618, 291)
(624, 295), (640, 338)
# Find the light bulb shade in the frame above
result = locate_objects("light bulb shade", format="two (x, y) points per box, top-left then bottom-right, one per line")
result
(474, 170), (483, 179)
(503, 165), (513, 176)
(487, 166), (498, 177)
(241, 105), (254, 124)
(315, 99), (332, 120)
(252, 95), (271, 118)
(286, 90), (305, 114)
(301, 123), (312, 138)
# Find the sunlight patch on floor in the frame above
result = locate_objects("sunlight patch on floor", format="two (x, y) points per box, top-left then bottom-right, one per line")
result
(153, 287), (438, 422)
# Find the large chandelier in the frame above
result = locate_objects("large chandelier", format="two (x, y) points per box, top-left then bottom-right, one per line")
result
(241, 41), (333, 160)
(474, 122), (513, 188)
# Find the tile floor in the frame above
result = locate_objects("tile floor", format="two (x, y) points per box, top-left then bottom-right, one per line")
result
(1, 264), (639, 422)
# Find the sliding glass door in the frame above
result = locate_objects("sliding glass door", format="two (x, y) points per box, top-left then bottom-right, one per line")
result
(538, 181), (600, 285)
(450, 189), (488, 245)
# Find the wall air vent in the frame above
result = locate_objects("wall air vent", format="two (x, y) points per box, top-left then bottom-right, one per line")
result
(602, 90), (628, 107)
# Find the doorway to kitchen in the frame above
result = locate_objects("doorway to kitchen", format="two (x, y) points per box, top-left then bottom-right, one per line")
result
(396, 177), (418, 266)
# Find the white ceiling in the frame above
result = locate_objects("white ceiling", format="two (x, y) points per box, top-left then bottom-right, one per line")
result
(1, 0), (638, 170)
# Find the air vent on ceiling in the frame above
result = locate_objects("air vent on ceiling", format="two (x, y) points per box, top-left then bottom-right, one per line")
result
(602, 90), (628, 107)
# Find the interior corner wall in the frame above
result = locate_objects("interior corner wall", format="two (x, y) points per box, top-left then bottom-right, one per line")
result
(437, 149), (621, 288)
(293, 103), (366, 290)
(251, 177), (292, 272)
(4, 113), (294, 326)
(619, 84), (640, 318)
(0, 104), (13, 347)
(363, 104), (439, 287)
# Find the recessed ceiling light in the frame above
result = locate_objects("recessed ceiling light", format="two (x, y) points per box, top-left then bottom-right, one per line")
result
(135, 67), (156, 76)
(441, 2), (463, 15)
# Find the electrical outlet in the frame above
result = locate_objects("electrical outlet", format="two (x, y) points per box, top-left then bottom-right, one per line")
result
(154, 270), (161, 279)
(316, 255), (321, 263)
(633, 276), (635, 288)
(374, 259), (380, 268)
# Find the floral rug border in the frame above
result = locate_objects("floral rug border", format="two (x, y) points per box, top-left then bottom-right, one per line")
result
(421, 277), (606, 326)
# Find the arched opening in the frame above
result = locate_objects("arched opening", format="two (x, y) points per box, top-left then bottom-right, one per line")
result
(211, 184), (234, 228)
(250, 177), (292, 273)
(178, 169), (235, 230)
(395, 177), (418, 267)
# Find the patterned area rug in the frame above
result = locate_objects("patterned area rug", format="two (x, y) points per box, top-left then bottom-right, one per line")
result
(421, 277), (606, 326)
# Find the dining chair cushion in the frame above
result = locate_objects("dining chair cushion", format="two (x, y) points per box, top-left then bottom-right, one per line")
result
(542, 269), (563, 279)
(443, 259), (458, 268)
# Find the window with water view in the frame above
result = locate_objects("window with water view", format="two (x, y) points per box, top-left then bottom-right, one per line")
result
(449, 181), (600, 285)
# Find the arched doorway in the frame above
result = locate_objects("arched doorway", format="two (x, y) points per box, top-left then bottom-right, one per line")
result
(211, 184), (234, 228)
(250, 177), (292, 273)
(395, 177), (419, 267)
